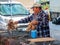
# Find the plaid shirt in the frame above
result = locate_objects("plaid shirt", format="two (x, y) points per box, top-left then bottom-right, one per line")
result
(18, 10), (50, 37)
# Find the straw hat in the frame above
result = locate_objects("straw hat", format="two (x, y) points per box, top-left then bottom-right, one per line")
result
(31, 3), (42, 8)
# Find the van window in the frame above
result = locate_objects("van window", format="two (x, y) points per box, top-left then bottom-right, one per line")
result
(0, 4), (30, 16)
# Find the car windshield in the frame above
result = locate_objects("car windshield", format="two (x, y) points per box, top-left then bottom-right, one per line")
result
(0, 4), (30, 16)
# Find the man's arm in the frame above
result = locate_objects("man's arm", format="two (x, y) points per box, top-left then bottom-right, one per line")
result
(14, 16), (32, 24)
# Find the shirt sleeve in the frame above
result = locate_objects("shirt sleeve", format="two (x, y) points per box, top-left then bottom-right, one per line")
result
(42, 13), (49, 27)
(18, 16), (32, 23)
(37, 12), (49, 26)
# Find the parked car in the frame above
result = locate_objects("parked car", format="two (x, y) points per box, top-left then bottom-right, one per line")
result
(0, 1), (30, 30)
(52, 16), (60, 25)
(0, 15), (7, 30)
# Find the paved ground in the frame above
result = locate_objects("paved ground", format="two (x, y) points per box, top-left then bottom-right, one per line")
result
(0, 30), (60, 45)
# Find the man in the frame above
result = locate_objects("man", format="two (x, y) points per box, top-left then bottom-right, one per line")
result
(9, 3), (50, 37)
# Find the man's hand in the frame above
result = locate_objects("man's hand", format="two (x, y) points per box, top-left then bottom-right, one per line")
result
(26, 20), (38, 31)
(31, 20), (38, 25)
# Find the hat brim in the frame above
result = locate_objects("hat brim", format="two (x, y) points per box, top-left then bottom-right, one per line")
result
(31, 6), (41, 9)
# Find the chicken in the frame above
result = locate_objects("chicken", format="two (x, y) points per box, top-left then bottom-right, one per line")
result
(7, 19), (17, 30)
(26, 20), (38, 31)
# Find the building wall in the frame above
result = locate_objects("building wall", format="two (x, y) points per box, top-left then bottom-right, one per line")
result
(17, 0), (34, 9)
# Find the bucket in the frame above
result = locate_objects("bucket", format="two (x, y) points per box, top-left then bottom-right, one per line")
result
(30, 30), (37, 38)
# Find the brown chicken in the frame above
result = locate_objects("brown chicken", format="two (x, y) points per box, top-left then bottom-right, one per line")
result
(26, 20), (38, 31)
(7, 19), (16, 30)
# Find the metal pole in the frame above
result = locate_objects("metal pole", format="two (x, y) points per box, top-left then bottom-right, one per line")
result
(9, 0), (12, 19)
(7, 0), (13, 37)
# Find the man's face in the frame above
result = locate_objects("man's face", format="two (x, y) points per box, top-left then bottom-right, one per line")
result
(33, 7), (40, 13)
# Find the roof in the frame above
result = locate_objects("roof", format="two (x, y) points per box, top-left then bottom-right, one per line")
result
(0, 1), (22, 4)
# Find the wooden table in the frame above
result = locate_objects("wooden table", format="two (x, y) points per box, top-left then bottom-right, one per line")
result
(28, 37), (55, 45)
(0, 31), (7, 33)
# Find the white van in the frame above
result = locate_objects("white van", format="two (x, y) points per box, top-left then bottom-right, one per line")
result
(0, 1), (30, 30)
